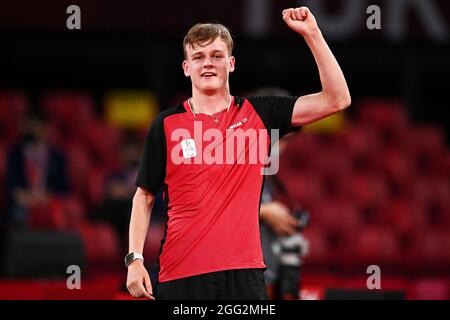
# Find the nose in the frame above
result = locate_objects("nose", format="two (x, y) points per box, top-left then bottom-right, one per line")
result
(203, 56), (214, 67)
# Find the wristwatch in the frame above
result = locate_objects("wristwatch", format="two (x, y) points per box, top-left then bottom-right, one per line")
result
(124, 252), (144, 267)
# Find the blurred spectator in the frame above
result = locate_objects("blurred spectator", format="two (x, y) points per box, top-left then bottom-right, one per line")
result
(93, 133), (142, 256)
(260, 135), (310, 300)
(4, 109), (69, 229)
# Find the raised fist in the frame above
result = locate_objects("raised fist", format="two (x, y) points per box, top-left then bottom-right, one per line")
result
(282, 7), (319, 38)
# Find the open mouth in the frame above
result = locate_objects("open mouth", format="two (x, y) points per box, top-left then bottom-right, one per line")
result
(201, 72), (217, 78)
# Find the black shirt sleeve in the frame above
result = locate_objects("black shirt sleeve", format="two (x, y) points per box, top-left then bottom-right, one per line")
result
(135, 114), (167, 195)
(247, 96), (302, 139)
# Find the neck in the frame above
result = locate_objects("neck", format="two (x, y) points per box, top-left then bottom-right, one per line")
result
(191, 87), (232, 115)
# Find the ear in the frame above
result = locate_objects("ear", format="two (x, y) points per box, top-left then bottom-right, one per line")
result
(229, 56), (235, 73)
(182, 60), (190, 77)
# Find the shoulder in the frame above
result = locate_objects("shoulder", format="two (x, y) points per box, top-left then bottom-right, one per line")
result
(232, 96), (274, 110)
(246, 96), (297, 105)
(156, 103), (186, 123)
(147, 103), (186, 129)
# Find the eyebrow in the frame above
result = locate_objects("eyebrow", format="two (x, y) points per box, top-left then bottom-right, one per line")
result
(191, 49), (226, 56)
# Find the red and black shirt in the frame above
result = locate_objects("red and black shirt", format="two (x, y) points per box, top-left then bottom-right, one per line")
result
(136, 96), (301, 282)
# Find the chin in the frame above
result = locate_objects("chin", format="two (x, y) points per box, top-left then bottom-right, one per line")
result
(200, 84), (221, 93)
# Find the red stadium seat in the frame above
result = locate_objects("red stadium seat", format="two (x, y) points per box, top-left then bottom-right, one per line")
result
(60, 196), (86, 230)
(28, 202), (57, 230)
(79, 222), (121, 269)
(342, 129), (381, 174)
(279, 172), (325, 209)
(83, 120), (122, 171)
(314, 147), (352, 195)
(41, 91), (94, 124)
(357, 99), (411, 154)
(418, 197), (450, 228)
(306, 200), (361, 271)
(302, 227), (330, 268)
(65, 141), (113, 208)
(385, 198), (427, 236)
(412, 175), (450, 207)
(310, 198), (360, 235)
(23, 199), (61, 231)
(66, 143), (92, 200)
(40, 91), (95, 142)
(85, 166), (107, 207)
(351, 226), (401, 269)
(358, 99), (409, 129)
(405, 228), (450, 272)
(409, 126), (445, 154)
(27, 196), (85, 231)
(408, 126), (446, 175)
(281, 133), (320, 173)
(341, 125), (381, 157)
(380, 147), (415, 193)
(348, 172), (390, 213)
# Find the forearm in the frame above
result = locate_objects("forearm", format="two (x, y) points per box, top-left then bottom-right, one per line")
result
(128, 187), (154, 254)
(304, 29), (350, 107)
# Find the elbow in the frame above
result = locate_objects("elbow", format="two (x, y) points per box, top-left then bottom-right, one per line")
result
(341, 92), (352, 110)
(332, 91), (351, 112)
(133, 187), (154, 206)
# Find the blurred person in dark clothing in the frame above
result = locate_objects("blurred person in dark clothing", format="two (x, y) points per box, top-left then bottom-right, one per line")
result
(247, 87), (309, 299)
(4, 109), (69, 229)
(94, 135), (166, 292)
(94, 136), (141, 256)
(260, 134), (310, 300)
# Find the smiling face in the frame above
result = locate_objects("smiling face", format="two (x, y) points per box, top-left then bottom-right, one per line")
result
(182, 37), (235, 95)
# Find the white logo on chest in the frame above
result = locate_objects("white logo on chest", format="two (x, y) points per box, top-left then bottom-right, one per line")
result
(181, 139), (197, 158)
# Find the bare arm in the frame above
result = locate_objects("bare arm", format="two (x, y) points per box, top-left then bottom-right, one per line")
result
(128, 187), (155, 254)
(126, 186), (155, 300)
(283, 7), (351, 126)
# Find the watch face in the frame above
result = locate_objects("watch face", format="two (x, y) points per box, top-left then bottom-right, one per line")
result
(125, 253), (143, 266)
(125, 253), (134, 266)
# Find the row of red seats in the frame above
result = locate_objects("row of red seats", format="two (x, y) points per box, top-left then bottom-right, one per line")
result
(303, 225), (450, 274)
(0, 91), (124, 172)
(278, 171), (450, 226)
(283, 128), (448, 178)
(0, 90), (127, 269)
(23, 195), (121, 271)
(0, 90), (144, 207)
(278, 99), (450, 273)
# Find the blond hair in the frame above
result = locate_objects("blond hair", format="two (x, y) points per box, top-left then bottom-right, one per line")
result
(183, 23), (234, 59)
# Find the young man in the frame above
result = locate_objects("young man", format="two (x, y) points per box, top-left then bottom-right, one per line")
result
(126, 7), (350, 300)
